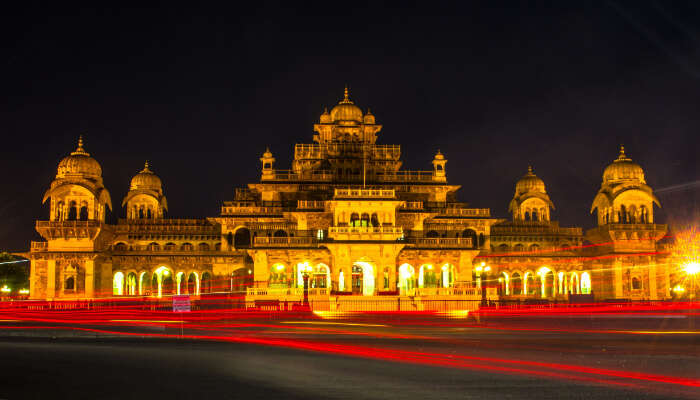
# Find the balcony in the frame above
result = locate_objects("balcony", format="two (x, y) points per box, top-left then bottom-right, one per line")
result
(407, 237), (474, 248)
(221, 205), (285, 216)
(297, 200), (326, 210)
(30, 241), (47, 252)
(334, 188), (395, 199)
(415, 286), (481, 296)
(294, 143), (401, 161)
(437, 208), (491, 217)
(253, 237), (317, 248)
(328, 226), (404, 241)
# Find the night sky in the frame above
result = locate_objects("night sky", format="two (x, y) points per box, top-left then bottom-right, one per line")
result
(1, 1), (699, 251)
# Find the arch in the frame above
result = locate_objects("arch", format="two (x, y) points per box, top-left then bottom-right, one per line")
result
(537, 267), (554, 298)
(499, 272), (509, 295)
(139, 271), (148, 295)
(497, 243), (509, 253)
(234, 228), (251, 248)
(513, 244), (525, 252)
(176, 271), (185, 295)
(371, 213), (380, 227)
(580, 272), (591, 294)
(164, 242), (176, 251)
(147, 242), (160, 251)
(215, 243), (222, 251)
(418, 264), (438, 288)
(126, 272), (137, 295)
(181, 243), (193, 251)
(273, 229), (288, 237)
(511, 272), (522, 295)
(188, 272), (200, 295)
(632, 276), (641, 290)
(524, 211), (530, 221)
(360, 213), (370, 227)
(152, 266), (174, 297)
(65, 276), (75, 291)
(114, 242), (128, 251)
(462, 229), (477, 249)
(113, 271), (124, 296)
(201, 272), (212, 293)
(569, 272), (580, 295)
(524, 271), (536, 296)
(529, 244), (540, 252)
(68, 201), (78, 220)
(352, 261), (375, 296)
(531, 209), (538, 221)
(312, 263), (330, 289)
(426, 230), (439, 238)
(440, 263), (456, 288)
(398, 264), (416, 295)
(558, 271), (565, 295)
(198, 243), (210, 251)
(79, 204), (88, 220)
(269, 263), (289, 286)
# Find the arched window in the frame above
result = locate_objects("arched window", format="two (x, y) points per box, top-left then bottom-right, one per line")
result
(426, 230), (439, 238)
(620, 205), (627, 223)
(126, 272), (137, 295)
(200, 272), (211, 293)
(68, 201), (78, 220)
(273, 229), (288, 237)
(514, 244), (524, 252)
(234, 228), (251, 248)
(511, 272), (522, 295)
(350, 213), (359, 227)
(147, 242), (160, 251)
(462, 229), (477, 249)
(198, 243), (210, 251)
(581, 272), (591, 294)
(632, 276), (641, 290)
(215, 243), (222, 251)
(164, 242), (176, 251)
(524, 211), (530, 221)
(371, 213), (380, 227)
(139, 207), (145, 219)
(181, 243), (193, 251)
(65, 276), (75, 290)
(529, 244), (540, 252)
(360, 213), (370, 227)
(113, 272), (124, 296)
(497, 243), (509, 252)
(532, 209), (538, 221)
(269, 264), (288, 286)
(114, 242), (128, 251)
(146, 208), (152, 219)
(79, 204), (88, 220)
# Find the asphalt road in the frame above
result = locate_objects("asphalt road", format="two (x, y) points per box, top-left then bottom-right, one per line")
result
(0, 312), (697, 400)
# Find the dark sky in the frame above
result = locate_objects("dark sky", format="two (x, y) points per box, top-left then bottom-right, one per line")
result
(1, 1), (699, 250)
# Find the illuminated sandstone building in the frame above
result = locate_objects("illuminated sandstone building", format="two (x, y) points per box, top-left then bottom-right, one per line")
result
(28, 89), (670, 306)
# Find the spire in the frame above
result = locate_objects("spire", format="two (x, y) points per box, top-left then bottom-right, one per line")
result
(527, 165), (533, 174)
(341, 85), (353, 104)
(141, 160), (152, 173)
(615, 144), (631, 162)
(71, 135), (90, 156)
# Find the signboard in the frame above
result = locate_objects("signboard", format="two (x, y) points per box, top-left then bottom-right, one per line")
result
(172, 295), (191, 312)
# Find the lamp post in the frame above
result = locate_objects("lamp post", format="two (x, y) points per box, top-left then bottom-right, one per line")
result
(475, 262), (491, 307)
(683, 262), (699, 300)
(300, 263), (311, 308)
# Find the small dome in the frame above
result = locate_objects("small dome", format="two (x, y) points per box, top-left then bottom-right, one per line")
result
(603, 146), (646, 184)
(320, 108), (331, 123)
(515, 166), (546, 195)
(434, 149), (445, 160)
(130, 161), (162, 191)
(330, 87), (363, 123)
(261, 147), (273, 159)
(56, 137), (102, 179)
(363, 109), (375, 124)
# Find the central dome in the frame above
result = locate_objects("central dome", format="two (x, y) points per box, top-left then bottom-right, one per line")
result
(515, 166), (546, 195)
(56, 137), (102, 179)
(130, 161), (162, 192)
(330, 87), (363, 123)
(603, 146), (645, 184)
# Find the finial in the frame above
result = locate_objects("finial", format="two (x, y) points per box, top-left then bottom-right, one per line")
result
(366, 108), (372, 115)
(323, 107), (328, 114)
(528, 165), (533, 174)
(616, 144), (630, 161)
(142, 160), (151, 172)
(341, 85), (352, 103)
(71, 135), (89, 156)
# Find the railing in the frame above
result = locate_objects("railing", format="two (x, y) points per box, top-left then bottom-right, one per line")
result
(408, 238), (474, 248)
(294, 143), (401, 161)
(221, 206), (285, 215)
(378, 170), (434, 182)
(603, 224), (667, 231)
(297, 200), (326, 209)
(438, 208), (491, 217)
(329, 226), (403, 234)
(416, 287), (481, 296)
(400, 201), (424, 210)
(36, 220), (103, 228)
(31, 241), (48, 252)
(253, 237), (316, 247)
(334, 188), (395, 198)
(492, 225), (582, 235)
(114, 219), (219, 235)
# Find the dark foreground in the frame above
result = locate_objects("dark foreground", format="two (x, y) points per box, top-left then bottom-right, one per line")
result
(0, 310), (697, 400)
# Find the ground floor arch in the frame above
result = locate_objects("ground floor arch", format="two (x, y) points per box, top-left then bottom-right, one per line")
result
(398, 263), (416, 295)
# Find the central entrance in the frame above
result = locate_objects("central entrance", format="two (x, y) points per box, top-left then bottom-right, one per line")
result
(352, 261), (375, 296)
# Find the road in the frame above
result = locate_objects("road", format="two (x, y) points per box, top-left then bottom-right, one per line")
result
(0, 308), (697, 399)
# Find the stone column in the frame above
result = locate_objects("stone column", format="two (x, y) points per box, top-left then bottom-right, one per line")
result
(46, 260), (56, 300)
(614, 260), (623, 299)
(648, 262), (658, 300)
(85, 259), (95, 298)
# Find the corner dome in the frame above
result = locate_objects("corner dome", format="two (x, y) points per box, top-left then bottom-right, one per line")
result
(603, 146), (646, 184)
(56, 137), (102, 179)
(330, 87), (363, 123)
(130, 161), (162, 192)
(515, 166), (546, 195)
(319, 107), (331, 123)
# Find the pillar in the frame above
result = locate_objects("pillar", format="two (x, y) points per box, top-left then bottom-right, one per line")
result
(613, 260), (623, 299)
(46, 260), (56, 300)
(85, 260), (95, 298)
(648, 262), (658, 300)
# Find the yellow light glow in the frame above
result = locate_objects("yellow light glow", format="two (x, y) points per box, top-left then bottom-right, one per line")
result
(276, 264), (284, 271)
(672, 285), (685, 293)
(427, 265), (433, 270)
(537, 266), (551, 276)
(684, 262), (700, 275)
(18, 289), (29, 295)
(475, 266), (483, 272)
(0, 285), (10, 293)
(484, 266), (491, 272)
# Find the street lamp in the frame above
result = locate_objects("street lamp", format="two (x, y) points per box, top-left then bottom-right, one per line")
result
(683, 262), (699, 299)
(299, 262), (312, 307)
(476, 262), (491, 306)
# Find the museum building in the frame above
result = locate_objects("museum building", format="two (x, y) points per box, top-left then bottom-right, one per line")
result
(27, 89), (670, 308)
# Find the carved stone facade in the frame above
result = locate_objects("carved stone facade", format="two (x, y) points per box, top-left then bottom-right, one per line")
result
(28, 89), (670, 303)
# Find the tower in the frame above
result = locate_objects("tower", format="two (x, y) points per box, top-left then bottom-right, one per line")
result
(260, 148), (275, 181)
(432, 150), (447, 182)
(508, 166), (554, 222)
(122, 161), (168, 219)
